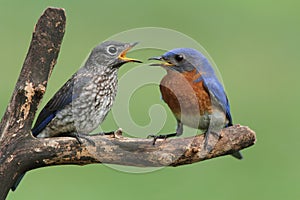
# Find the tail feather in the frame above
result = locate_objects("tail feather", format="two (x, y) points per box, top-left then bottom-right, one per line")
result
(225, 122), (243, 160)
(231, 151), (243, 160)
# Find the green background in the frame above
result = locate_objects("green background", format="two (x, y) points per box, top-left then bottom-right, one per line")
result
(1, 0), (299, 199)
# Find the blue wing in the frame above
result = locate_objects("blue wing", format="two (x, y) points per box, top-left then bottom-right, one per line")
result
(31, 77), (75, 136)
(204, 76), (232, 126)
(194, 73), (233, 127)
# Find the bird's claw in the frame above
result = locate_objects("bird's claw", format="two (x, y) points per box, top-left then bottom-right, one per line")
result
(147, 134), (168, 145)
(114, 128), (123, 138)
(93, 128), (123, 138)
(74, 134), (83, 145)
(70, 133), (95, 146)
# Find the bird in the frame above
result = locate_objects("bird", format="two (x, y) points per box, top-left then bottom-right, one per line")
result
(11, 40), (142, 191)
(148, 48), (242, 160)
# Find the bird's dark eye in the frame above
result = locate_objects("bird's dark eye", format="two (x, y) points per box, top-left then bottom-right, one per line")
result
(175, 54), (184, 62)
(107, 46), (117, 55)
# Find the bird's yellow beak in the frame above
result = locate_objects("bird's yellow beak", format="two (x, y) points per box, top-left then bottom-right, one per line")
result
(118, 42), (142, 63)
(148, 56), (174, 67)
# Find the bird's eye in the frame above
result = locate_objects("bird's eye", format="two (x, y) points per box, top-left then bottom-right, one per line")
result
(107, 46), (117, 55)
(175, 54), (184, 62)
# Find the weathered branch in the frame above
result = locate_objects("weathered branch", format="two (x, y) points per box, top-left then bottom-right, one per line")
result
(0, 7), (65, 199)
(22, 125), (255, 168)
(0, 7), (65, 137)
(0, 7), (256, 200)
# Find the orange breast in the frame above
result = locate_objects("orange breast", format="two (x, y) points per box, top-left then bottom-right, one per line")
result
(160, 69), (212, 121)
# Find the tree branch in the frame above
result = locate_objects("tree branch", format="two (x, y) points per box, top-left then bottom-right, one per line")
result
(0, 7), (256, 200)
(23, 125), (256, 168)
(0, 7), (65, 199)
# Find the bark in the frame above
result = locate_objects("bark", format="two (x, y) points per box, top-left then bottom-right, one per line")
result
(0, 7), (66, 199)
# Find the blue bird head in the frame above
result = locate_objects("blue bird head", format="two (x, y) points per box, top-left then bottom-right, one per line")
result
(149, 48), (215, 75)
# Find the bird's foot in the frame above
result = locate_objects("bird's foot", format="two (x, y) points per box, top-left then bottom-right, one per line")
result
(66, 132), (95, 146)
(199, 130), (220, 159)
(93, 128), (123, 138)
(147, 133), (178, 145)
(94, 131), (115, 136)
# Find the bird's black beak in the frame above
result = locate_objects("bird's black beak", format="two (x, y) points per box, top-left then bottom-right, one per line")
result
(148, 56), (163, 61)
(148, 56), (174, 67)
(118, 42), (142, 63)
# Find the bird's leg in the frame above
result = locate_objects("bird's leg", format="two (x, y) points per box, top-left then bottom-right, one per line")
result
(200, 128), (221, 158)
(66, 129), (123, 145)
(64, 132), (96, 146)
(148, 120), (183, 145)
(92, 128), (123, 138)
(93, 131), (115, 136)
(203, 129), (220, 152)
(199, 110), (228, 158)
(74, 132), (83, 144)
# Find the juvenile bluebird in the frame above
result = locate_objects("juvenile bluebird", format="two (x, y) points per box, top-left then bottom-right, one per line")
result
(11, 41), (141, 191)
(149, 48), (242, 159)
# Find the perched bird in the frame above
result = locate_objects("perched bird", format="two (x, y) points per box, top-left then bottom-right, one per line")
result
(32, 41), (141, 139)
(149, 48), (242, 159)
(11, 41), (141, 191)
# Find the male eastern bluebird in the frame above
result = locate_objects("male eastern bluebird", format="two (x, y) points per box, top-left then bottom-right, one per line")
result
(11, 41), (141, 191)
(149, 48), (242, 160)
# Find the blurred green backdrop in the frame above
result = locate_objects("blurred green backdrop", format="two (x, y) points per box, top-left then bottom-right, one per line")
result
(1, 0), (299, 199)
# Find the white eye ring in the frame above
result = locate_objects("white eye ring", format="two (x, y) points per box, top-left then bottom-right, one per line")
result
(107, 45), (117, 55)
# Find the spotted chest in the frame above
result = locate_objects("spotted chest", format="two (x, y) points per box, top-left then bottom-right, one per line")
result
(36, 69), (119, 138)
(72, 70), (118, 132)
